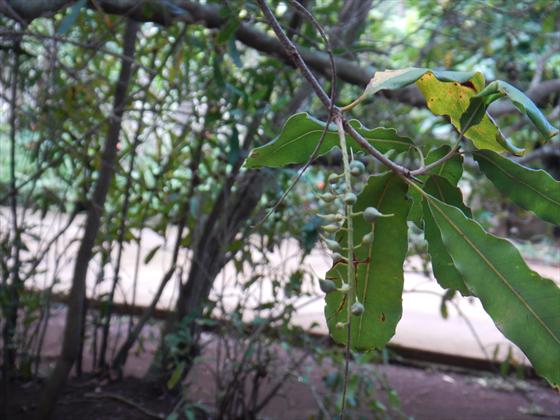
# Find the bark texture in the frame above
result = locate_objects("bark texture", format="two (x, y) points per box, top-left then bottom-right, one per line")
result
(35, 19), (139, 420)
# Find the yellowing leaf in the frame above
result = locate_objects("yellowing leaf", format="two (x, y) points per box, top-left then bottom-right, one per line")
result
(416, 72), (523, 154)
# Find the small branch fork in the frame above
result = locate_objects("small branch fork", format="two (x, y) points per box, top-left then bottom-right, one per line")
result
(255, 0), (338, 226)
(255, 0), (459, 181)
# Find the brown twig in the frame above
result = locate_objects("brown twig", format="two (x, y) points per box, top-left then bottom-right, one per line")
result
(255, 0), (412, 182)
(255, 0), (331, 109)
(410, 132), (464, 177)
(84, 392), (165, 419)
(255, 0), (338, 225)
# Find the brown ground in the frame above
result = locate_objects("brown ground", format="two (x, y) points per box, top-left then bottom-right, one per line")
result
(6, 337), (560, 420)
(4, 303), (560, 419)
(6, 364), (560, 420)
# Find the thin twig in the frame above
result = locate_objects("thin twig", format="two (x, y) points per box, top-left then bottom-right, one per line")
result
(411, 132), (463, 176)
(84, 392), (164, 419)
(255, 0), (331, 109)
(309, 383), (331, 418)
(256, 0), (337, 225)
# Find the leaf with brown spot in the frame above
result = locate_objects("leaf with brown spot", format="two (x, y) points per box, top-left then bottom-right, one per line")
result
(416, 72), (523, 154)
(325, 173), (410, 351)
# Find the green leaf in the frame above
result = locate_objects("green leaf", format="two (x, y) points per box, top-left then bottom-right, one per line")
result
(424, 175), (471, 216)
(57, 0), (86, 35)
(424, 145), (464, 186)
(422, 176), (471, 296)
(227, 126), (240, 165)
(143, 245), (161, 264)
(464, 81), (559, 140)
(408, 145), (463, 225)
(325, 173), (410, 350)
(474, 150), (560, 225)
(244, 113), (414, 169)
(425, 193), (560, 386)
(459, 93), (502, 133)
(216, 18), (240, 44)
(415, 72), (523, 154)
(363, 68), (478, 96)
(167, 361), (185, 389)
(228, 37), (243, 68)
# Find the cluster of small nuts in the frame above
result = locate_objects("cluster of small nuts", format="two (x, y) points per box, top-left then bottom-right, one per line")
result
(317, 159), (370, 321)
(317, 157), (395, 324)
(317, 159), (366, 236)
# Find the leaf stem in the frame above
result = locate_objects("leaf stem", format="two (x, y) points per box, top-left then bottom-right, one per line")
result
(255, 0), (412, 181)
(411, 131), (464, 176)
(340, 93), (366, 112)
(336, 116), (354, 416)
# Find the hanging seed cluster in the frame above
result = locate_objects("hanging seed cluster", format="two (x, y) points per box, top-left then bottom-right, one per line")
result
(316, 126), (394, 332)
(316, 120), (369, 331)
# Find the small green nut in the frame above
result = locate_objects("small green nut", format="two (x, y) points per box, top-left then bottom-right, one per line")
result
(343, 192), (357, 205)
(332, 252), (344, 263)
(319, 279), (337, 294)
(351, 302), (365, 316)
(328, 173), (340, 184)
(349, 160), (366, 176)
(324, 239), (341, 253)
(335, 321), (348, 329)
(322, 224), (340, 233)
(318, 213), (339, 223)
(353, 182), (364, 193)
(361, 232), (374, 245)
(320, 192), (336, 203)
(363, 206), (383, 223)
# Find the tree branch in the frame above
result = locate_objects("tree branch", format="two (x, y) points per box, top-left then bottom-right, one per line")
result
(255, 0), (331, 108)
(254, 0), (411, 181)
(2, 0), (558, 114)
(35, 19), (139, 420)
(0, 0), (71, 21)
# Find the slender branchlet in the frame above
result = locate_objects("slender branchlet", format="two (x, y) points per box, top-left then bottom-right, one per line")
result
(255, 0), (331, 108)
(253, 0), (337, 227)
(410, 130), (464, 176)
(336, 116), (354, 416)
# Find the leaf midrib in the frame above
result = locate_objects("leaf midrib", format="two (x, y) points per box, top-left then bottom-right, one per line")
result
(476, 152), (560, 207)
(428, 197), (560, 346)
(357, 176), (394, 341)
(273, 129), (413, 155)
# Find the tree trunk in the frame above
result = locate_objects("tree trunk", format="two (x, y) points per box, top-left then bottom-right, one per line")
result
(35, 19), (139, 420)
(1, 31), (21, 419)
(145, 82), (312, 384)
(146, 169), (273, 382)
(110, 128), (205, 374)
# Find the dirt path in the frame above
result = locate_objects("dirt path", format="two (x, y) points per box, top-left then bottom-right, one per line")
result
(8, 310), (560, 420)
(8, 351), (560, 420)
